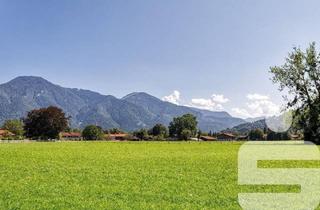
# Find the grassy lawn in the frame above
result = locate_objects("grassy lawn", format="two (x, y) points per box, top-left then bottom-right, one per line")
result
(0, 141), (318, 209)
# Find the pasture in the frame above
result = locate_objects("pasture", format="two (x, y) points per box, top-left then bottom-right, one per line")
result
(0, 141), (318, 209)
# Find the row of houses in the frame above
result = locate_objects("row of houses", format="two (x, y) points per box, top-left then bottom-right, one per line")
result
(199, 133), (245, 141)
(0, 130), (130, 141)
(60, 132), (129, 141)
(60, 132), (241, 141)
(2, 130), (279, 141)
(1, 130), (242, 141)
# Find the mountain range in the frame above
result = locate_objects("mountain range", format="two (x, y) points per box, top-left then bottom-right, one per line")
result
(0, 76), (245, 131)
(224, 119), (267, 134)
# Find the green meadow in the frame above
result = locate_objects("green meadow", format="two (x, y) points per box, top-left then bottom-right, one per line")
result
(0, 142), (318, 210)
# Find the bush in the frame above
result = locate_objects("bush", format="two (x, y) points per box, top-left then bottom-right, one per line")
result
(82, 125), (104, 140)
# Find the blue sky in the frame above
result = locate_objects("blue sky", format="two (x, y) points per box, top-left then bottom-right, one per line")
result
(1, 0), (320, 118)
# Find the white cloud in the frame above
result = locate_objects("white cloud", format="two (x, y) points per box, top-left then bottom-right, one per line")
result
(162, 91), (281, 118)
(247, 93), (269, 101)
(232, 93), (280, 118)
(246, 100), (280, 117)
(190, 98), (218, 111)
(162, 91), (229, 111)
(162, 90), (181, 105)
(231, 108), (252, 118)
(211, 94), (229, 103)
(189, 94), (229, 111)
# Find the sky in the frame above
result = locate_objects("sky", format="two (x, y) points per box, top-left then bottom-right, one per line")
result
(1, 0), (320, 118)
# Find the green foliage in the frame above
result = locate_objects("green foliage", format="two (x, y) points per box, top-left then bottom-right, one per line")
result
(267, 131), (291, 140)
(108, 128), (123, 134)
(23, 106), (69, 140)
(2, 119), (24, 137)
(133, 128), (149, 140)
(149, 124), (168, 138)
(181, 129), (192, 140)
(82, 125), (104, 140)
(270, 42), (320, 144)
(169, 114), (198, 139)
(1, 135), (24, 140)
(248, 129), (264, 140)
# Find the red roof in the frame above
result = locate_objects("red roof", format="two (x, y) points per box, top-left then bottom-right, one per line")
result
(0, 129), (14, 136)
(108, 133), (127, 138)
(200, 136), (217, 141)
(61, 132), (82, 137)
(218, 133), (236, 137)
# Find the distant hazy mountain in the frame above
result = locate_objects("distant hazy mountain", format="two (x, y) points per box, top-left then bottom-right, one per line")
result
(0, 76), (245, 131)
(225, 119), (267, 134)
(245, 116), (265, 123)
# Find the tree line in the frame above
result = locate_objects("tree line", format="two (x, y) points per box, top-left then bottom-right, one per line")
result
(0, 107), (199, 141)
(0, 106), (295, 141)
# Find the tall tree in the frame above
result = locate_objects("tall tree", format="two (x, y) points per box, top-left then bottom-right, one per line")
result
(270, 42), (320, 144)
(150, 124), (168, 138)
(23, 106), (69, 140)
(169, 114), (198, 139)
(82, 125), (104, 140)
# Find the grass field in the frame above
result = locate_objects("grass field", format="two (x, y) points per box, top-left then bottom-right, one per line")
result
(0, 141), (318, 210)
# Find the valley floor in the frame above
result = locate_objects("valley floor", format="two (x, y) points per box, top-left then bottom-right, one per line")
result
(0, 142), (318, 209)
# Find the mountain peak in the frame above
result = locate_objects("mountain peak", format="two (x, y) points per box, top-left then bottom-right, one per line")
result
(7, 76), (52, 86)
(122, 92), (160, 100)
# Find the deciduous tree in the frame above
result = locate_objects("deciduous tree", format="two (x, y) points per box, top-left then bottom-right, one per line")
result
(270, 42), (320, 144)
(169, 114), (198, 139)
(23, 106), (69, 140)
(82, 125), (104, 140)
(150, 124), (168, 138)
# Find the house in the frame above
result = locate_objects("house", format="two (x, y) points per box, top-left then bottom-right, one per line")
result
(106, 133), (128, 141)
(200, 136), (217, 141)
(0, 129), (14, 138)
(60, 132), (82, 140)
(0, 129), (14, 137)
(217, 133), (236, 141)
